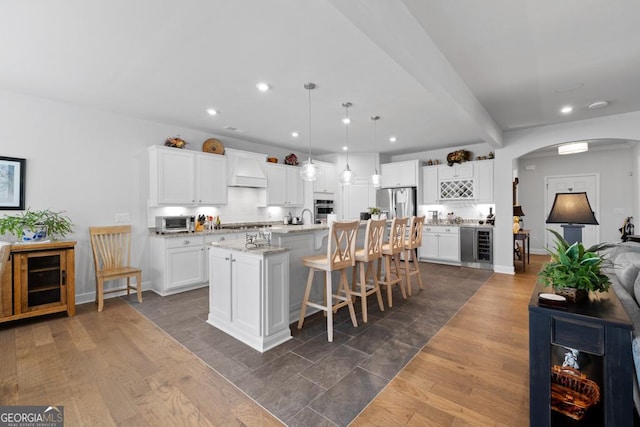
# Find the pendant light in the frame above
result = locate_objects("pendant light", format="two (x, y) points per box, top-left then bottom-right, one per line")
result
(299, 82), (321, 181)
(370, 115), (382, 188)
(338, 102), (355, 186)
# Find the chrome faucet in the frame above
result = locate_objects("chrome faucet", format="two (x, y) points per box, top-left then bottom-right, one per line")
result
(301, 208), (314, 225)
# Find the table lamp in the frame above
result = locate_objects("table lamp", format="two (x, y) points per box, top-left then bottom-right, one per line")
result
(513, 205), (525, 233)
(546, 192), (598, 244)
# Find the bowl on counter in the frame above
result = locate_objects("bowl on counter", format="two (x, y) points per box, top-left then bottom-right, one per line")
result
(478, 220), (484, 225)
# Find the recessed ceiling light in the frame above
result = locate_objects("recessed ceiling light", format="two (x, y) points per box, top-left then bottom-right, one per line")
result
(256, 82), (270, 92)
(588, 101), (609, 109)
(342, 146), (348, 151)
(291, 132), (299, 138)
(389, 136), (397, 143)
(206, 108), (219, 116)
(560, 106), (573, 114)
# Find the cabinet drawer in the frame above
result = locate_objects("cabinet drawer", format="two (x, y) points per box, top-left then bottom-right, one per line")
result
(552, 317), (604, 355)
(165, 236), (204, 249)
(423, 226), (459, 234)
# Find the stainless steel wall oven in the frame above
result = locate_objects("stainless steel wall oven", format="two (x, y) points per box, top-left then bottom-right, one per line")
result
(314, 199), (334, 223)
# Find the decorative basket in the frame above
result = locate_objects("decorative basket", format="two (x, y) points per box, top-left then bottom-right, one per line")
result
(551, 365), (600, 420)
(555, 287), (588, 303)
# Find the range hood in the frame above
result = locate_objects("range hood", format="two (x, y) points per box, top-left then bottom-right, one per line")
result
(228, 156), (267, 188)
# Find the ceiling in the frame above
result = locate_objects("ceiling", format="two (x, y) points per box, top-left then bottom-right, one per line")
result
(1, 1), (639, 156)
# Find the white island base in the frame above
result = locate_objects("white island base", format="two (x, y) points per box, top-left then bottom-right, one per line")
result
(207, 243), (291, 353)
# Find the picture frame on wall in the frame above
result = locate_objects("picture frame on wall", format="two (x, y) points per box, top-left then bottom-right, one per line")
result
(0, 156), (26, 210)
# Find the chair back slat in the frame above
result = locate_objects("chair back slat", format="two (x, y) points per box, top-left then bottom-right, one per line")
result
(406, 216), (426, 249)
(364, 219), (386, 261)
(89, 225), (133, 271)
(327, 220), (359, 270)
(389, 217), (407, 254)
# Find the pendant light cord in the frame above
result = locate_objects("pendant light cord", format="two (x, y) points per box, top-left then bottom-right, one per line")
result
(307, 86), (312, 161)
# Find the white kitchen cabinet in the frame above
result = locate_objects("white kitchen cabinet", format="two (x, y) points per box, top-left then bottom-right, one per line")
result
(313, 162), (337, 195)
(148, 145), (227, 206)
(196, 153), (227, 205)
(381, 160), (419, 188)
(150, 235), (208, 296)
(422, 166), (439, 204)
(474, 160), (494, 203)
(265, 163), (304, 206)
(207, 246), (291, 352)
(438, 163), (473, 180)
(419, 226), (460, 263)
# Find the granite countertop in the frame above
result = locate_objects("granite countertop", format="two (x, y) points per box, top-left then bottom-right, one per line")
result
(425, 221), (494, 228)
(209, 239), (289, 255)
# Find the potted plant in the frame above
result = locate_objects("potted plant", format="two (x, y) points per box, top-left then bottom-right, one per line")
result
(369, 207), (382, 220)
(537, 229), (612, 302)
(0, 209), (73, 242)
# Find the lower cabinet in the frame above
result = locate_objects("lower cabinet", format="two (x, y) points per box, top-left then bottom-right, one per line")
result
(151, 236), (207, 296)
(207, 247), (291, 352)
(419, 226), (460, 263)
(0, 241), (76, 323)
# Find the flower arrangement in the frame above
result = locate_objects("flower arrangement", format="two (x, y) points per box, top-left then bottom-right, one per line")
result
(284, 153), (298, 166)
(164, 136), (187, 148)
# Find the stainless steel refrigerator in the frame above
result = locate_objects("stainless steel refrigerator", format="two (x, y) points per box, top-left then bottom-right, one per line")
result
(376, 187), (417, 219)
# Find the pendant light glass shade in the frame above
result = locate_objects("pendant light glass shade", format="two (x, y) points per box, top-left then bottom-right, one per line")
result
(370, 115), (382, 188)
(339, 102), (355, 186)
(300, 82), (321, 182)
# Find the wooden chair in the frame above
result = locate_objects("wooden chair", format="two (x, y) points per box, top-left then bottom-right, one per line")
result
(400, 215), (425, 296)
(351, 219), (386, 323)
(89, 225), (142, 312)
(297, 220), (359, 342)
(378, 217), (408, 307)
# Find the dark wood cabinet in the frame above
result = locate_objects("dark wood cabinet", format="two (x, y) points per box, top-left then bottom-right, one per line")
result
(0, 241), (76, 323)
(529, 284), (633, 426)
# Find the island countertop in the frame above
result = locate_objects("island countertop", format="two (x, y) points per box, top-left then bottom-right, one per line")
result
(209, 239), (289, 255)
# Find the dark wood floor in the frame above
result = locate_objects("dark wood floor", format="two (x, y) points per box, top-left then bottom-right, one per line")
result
(0, 258), (541, 426)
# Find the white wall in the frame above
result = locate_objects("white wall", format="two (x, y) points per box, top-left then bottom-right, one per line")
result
(493, 111), (640, 274)
(518, 146), (634, 253)
(0, 90), (307, 303)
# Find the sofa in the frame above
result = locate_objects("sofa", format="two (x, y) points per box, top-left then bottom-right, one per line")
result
(606, 241), (640, 412)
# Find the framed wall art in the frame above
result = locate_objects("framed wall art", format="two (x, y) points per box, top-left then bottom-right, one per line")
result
(0, 156), (26, 210)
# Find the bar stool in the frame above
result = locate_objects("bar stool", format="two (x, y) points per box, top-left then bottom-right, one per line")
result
(400, 215), (425, 296)
(378, 217), (408, 308)
(297, 220), (359, 342)
(350, 218), (386, 323)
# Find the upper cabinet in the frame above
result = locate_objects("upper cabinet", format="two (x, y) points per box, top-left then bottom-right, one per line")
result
(421, 160), (493, 203)
(474, 160), (494, 203)
(381, 160), (420, 188)
(265, 163), (304, 206)
(422, 166), (439, 204)
(149, 145), (228, 207)
(313, 162), (337, 195)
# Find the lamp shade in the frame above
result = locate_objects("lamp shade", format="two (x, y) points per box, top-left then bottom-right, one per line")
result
(546, 192), (599, 225)
(513, 205), (525, 217)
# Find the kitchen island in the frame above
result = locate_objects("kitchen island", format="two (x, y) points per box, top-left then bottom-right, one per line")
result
(207, 239), (291, 352)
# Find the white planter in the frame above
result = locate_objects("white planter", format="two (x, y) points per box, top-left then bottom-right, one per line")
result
(22, 225), (48, 242)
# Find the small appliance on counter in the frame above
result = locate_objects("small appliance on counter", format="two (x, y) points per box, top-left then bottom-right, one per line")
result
(486, 207), (495, 225)
(155, 215), (195, 234)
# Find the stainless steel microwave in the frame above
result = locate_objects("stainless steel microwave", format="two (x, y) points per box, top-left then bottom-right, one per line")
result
(155, 216), (195, 234)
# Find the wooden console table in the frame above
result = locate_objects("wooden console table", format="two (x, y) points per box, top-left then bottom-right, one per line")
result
(514, 230), (530, 272)
(529, 284), (633, 426)
(0, 240), (76, 323)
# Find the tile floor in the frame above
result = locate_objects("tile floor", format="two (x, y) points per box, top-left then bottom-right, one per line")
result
(127, 262), (493, 426)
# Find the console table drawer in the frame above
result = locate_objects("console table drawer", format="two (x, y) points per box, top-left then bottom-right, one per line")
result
(552, 317), (604, 355)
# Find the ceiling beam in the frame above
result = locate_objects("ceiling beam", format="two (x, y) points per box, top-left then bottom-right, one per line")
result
(326, 0), (503, 148)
